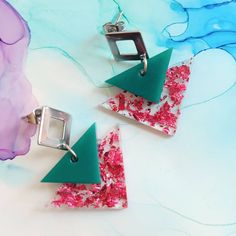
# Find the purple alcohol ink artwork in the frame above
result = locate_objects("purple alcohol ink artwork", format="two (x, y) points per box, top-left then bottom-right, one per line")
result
(0, 0), (37, 160)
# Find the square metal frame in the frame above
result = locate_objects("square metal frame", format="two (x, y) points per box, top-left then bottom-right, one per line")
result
(37, 106), (72, 150)
(105, 31), (149, 61)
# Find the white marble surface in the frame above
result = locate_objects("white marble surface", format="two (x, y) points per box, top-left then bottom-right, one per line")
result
(0, 47), (236, 236)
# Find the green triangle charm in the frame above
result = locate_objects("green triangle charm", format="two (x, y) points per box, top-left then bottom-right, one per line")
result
(41, 123), (101, 184)
(106, 48), (173, 103)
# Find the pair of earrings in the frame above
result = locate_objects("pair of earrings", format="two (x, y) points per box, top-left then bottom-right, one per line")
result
(25, 11), (192, 209)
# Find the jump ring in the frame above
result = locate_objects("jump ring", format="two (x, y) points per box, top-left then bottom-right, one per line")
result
(62, 143), (78, 163)
(140, 54), (147, 76)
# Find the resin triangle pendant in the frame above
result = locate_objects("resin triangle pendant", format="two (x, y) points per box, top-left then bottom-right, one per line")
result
(103, 59), (192, 135)
(106, 49), (173, 103)
(51, 128), (127, 209)
(41, 123), (101, 184)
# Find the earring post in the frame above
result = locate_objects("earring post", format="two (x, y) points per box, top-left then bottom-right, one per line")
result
(114, 11), (123, 25)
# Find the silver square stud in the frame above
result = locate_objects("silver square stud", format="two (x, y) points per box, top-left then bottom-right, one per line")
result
(105, 31), (149, 61)
(37, 106), (72, 150)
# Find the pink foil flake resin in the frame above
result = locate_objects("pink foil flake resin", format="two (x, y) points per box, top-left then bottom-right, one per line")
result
(102, 60), (192, 136)
(52, 128), (128, 209)
(0, 0), (37, 160)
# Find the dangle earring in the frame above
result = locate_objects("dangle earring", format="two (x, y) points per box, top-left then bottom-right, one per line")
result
(102, 12), (192, 136)
(26, 107), (128, 209)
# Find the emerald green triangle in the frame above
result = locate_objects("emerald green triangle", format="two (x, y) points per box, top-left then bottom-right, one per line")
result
(106, 48), (173, 103)
(41, 123), (101, 184)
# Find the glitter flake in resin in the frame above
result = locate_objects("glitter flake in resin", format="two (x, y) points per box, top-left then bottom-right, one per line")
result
(103, 60), (192, 135)
(52, 128), (127, 209)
